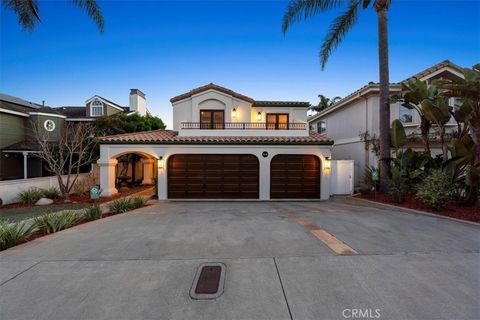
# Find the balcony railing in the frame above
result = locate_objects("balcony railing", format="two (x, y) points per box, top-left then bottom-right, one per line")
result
(181, 122), (307, 130)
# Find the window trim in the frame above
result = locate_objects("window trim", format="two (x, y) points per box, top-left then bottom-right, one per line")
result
(317, 120), (326, 134)
(199, 109), (225, 129)
(266, 113), (289, 130)
(91, 100), (104, 117)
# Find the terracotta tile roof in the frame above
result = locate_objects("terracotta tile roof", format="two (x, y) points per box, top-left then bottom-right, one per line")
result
(98, 129), (333, 145)
(253, 101), (310, 108)
(170, 83), (255, 103)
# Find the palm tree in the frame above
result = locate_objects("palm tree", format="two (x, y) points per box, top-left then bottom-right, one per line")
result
(310, 94), (341, 113)
(3, 0), (104, 32)
(282, 0), (392, 192)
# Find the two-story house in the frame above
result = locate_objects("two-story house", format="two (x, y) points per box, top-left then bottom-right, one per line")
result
(308, 60), (465, 187)
(98, 83), (334, 200)
(0, 89), (148, 180)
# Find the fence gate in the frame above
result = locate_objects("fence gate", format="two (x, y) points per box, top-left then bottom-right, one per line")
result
(330, 160), (354, 195)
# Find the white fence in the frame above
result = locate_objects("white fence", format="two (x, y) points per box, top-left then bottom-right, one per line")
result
(0, 173), (92, 205)
(330, 160), (354, 195)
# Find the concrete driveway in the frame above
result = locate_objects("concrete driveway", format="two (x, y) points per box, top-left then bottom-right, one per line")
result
(1, 199), (479, 320)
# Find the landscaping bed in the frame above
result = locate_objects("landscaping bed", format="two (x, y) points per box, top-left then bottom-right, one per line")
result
(355, 193), (480, 223)
(1, 195), (152, 251)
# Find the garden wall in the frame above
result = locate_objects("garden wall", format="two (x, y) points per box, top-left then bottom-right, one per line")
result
(0, 173), (96, 205)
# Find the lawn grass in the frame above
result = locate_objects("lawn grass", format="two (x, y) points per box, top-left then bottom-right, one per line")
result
(0, 203), (89, 223)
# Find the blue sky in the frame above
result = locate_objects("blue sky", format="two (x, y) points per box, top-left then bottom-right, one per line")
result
(1, 0), (479, 128)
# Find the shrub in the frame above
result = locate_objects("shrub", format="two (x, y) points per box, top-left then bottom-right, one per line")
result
(108, 198), (132, 214)
(34, 211), (81, 234)
(18, 187), (44, 204)
(83, 205), (102, 221)
(131, 196), (147, 209)
(0, 221), (35, 251)
(416, 169), (455, 210)
(359, 166), (379, 195)
(389, 167), (409, 203)
(42, 187), (60, 199)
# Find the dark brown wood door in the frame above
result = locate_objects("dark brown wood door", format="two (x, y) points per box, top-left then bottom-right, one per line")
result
(270, 155), (320, 199)
(168, 154), (259, 199)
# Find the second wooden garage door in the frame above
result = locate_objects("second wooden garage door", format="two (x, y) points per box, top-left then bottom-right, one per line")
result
(168, 154), (259, 199)
(270, 155), (320, 199)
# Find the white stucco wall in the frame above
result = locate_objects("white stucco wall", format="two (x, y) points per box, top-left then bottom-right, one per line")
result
(172, 89), (309, 136)
(98, 144), (332, 200)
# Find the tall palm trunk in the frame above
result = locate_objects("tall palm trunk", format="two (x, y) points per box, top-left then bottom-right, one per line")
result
(377, 5), (391, 192)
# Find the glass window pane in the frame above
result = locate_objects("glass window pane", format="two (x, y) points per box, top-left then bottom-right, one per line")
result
(399, 106), (413, 123)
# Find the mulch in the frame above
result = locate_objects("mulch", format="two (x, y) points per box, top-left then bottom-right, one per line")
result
(0, 186), (152, 211)
(355, 193), (480, 223)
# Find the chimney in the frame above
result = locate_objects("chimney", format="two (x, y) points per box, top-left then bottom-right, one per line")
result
(129, 89), (147, 116)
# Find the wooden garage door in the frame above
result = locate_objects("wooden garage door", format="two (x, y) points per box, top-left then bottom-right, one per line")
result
(270, 155), (320, 199)
(168, 154), (259, 199)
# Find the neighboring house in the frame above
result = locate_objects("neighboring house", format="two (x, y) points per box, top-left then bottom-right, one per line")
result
(0, 89), (149, 180)
(308, 60), (465, 187)
(98, 83), (334, 200)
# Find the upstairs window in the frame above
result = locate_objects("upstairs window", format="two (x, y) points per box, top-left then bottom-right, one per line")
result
(266, 113), (289, 130)
(200, 110), (224, 129)
(91, 100), (104, 117)
(317, 121), (326, 134)
(399, 105), (413, 124)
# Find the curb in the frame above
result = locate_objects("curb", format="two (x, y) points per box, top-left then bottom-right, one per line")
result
(347, 196), (480, 226)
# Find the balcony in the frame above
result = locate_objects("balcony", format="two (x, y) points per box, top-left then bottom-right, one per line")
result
(178, 122), (309, 137)
(181, 122), (307, 130)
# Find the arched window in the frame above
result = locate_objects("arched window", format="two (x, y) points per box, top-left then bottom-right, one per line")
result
(91, 100), (104, 117)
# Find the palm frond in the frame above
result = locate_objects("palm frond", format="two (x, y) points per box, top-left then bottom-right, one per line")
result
(72, 0), (104, 32)
(3, 0), (40, 31)
(319, 0), (360, 69)
(282, 0), (345, 34)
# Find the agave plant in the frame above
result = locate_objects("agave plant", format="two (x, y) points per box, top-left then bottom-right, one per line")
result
(34, 211), (81, 234)
(0, 221), (35, 251)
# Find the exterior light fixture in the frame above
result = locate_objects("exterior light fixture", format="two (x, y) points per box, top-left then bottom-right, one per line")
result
(324, 156), (331, 170)
(232, 108), (237, 119)
(257, 112), (262, 121)
(158, 156), (164, 170)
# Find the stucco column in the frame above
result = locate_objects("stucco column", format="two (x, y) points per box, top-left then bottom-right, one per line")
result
(157, 156), (167, 200)
(258, 155), (270, 200)
(141, 158), (155, 185)
(98, 159), (118, 197)
(320, 155), (331, 200)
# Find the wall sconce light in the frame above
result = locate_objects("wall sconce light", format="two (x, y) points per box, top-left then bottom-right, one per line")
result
(158, 156), (164, 170)
(232, 108), (237, 119)
(257, 112), (262, 121)
(324, 156), (331, 170)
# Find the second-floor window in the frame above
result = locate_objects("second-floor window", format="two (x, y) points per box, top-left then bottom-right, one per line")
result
(200, 110), (224, 129)
(399, 105), (413, 124)
(317, 121), (326, 134)
(91, 100), (104, 117)
(266, 113), (289, 130)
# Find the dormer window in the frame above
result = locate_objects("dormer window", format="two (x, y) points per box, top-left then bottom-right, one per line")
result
(91, 100), (104, 117)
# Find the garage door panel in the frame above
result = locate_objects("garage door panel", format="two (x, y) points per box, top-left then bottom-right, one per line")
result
(270, 155), (320, 199)
(168, 154), (259, 199)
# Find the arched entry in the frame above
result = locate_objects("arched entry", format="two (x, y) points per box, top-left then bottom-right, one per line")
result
(270, 155), (320, 199)
(110, 151), (157, 191)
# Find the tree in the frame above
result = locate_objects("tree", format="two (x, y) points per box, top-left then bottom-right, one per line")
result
(95, 113), (167, 136)
(282, 0), (392, 192)
(310, 94), (341, 113)
(31, 122), (98, 200)
(3, 0), (104, 32)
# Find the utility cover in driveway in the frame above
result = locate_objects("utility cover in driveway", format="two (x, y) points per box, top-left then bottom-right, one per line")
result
(190, 262), (226, 300)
